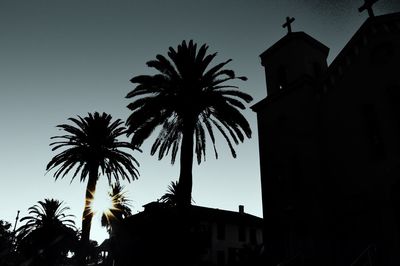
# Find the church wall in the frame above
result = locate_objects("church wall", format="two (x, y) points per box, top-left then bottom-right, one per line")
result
(323, 24), (400, 265)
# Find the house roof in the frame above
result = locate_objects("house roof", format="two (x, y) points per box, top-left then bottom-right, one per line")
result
(184, 204), (263, 225)
(124, 202), (263, 227)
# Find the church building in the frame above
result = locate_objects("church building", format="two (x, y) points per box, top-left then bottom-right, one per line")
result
(252, 2), (400, 265)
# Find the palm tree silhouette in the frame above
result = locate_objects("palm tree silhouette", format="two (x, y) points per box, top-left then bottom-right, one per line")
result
(18, 199), (76, 235)
(16, 199), (78, 266)
(46, 112), (140, 262)
(99, 183), (132, 265)
(126, 40), (252, 206)
(100, 183), (132, 233)
(159, 180), (195, 207)
(159, 181), (180, 207)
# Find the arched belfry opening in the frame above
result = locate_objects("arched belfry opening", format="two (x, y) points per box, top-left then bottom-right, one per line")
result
(277, 65), (287, 90)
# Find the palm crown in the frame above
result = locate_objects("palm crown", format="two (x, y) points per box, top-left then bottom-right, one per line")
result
(159, 181), (194, 207)
(126, 40), (252, 205)
(18, 198), (75, 237)
(17, 199), (78, 264)
(47, 112), (140, 184)
(159, 181), (180, 206)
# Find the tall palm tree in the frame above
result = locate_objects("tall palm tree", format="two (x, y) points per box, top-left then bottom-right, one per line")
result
(126, 40), (252, 206)
(100, 183), (132, 233)
(46, 112), (140, 261)
(16, 199), (78, 266)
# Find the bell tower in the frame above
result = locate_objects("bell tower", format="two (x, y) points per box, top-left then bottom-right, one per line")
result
(260, 18), (329, 96)
(252, 18), (329, 264)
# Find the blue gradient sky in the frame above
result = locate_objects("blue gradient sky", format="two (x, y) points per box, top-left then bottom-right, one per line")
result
(1, 0), (399, 243)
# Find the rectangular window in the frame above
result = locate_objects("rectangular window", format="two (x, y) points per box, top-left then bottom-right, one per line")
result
(313, 62), (322, 77)
(228, 248), (238, 264)
(238, 225), (246, 242)
(217, 250), (225, 266)
(217, 223), (225, 240)
(250, 228), (257, 244)
(385, 85), (400, 141)
(361, 104), (385, 160)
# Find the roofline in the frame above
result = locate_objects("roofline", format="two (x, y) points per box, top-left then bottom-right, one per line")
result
(191, 204), (263, 221)
(259, 31), (329, 66)
(129, 201), (263, 223)
(251, 75), (321, 112)
(327, 11), (400, 79)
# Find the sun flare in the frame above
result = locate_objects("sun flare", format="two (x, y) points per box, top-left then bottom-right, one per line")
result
(89, 191), (114, 219)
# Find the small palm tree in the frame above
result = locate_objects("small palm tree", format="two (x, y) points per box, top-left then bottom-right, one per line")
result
(18, 199), (75, 236)
(46, 112), (140, 262)
(126, 40), (252, 206)
(101, 183), (132, 232)
(16, 199), (78, 265)
(159, 181), (180, 207)
(159, 181), (195, 207)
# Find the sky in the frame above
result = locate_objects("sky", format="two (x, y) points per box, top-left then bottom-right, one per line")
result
(1, 0), (400, 243)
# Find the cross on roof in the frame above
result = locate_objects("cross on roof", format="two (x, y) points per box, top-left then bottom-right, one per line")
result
(358, 0), (379, 18)
(282, 16), (295, 34)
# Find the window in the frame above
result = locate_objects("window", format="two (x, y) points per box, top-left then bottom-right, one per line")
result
(217, 250), (225, 266)
(238, 225), (246, 242)
(228, 248), (238, 264)
(250, 228), (257, 244)
(313, 62), (321, 77)
(217, 223), (225, 240)
(385, 85), (400, 143)
(277, 66), (287, 90)
(370, 41), (394, 64)
(361, 104), (385, 160)
(386, 85), (400, 104)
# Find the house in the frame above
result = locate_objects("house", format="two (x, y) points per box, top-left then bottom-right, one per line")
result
(252, 4), (400, 266)
(110, 202), (263, 266)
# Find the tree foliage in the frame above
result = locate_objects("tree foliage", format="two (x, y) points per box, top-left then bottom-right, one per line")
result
(16, 199), (78, 266)
(126, 40), (252, 205)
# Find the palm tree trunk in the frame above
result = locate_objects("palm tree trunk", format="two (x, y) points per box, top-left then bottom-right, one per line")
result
(78, 164), (98, 265)
(178, 121), (194, 207)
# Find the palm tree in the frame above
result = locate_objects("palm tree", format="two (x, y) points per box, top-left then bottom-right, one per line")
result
(159, 181), (194, 207)
(18, 199), (75, 236)
(159, 181), (180, 207)
(16, 199), (78, 266)
(46, 112), (140, 262)
(100, 183), (132, 232)
(126, 40), (252, 206)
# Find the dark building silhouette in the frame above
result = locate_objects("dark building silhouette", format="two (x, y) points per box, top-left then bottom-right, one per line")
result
(111, 202), (263, 266)
(252, 10), (400, 266)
